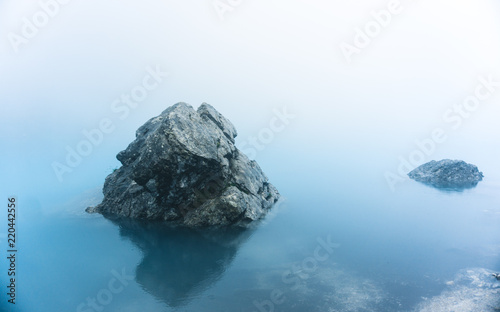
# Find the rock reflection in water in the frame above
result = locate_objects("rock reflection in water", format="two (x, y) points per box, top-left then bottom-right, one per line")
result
(417, 181), (480, 192)
(108, 217), (254, 307)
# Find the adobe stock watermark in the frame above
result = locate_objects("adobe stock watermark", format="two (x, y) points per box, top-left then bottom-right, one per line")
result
(252, 235), (340, 312)
(51, 65), (168, 182)
(238, 107), (295, 160)
(8, 0), (73, 53)
(212, 0), (244, 21)
(76, 267), (134, 312)
(340, 0), (405, 64)
(384, 75), (500, 191)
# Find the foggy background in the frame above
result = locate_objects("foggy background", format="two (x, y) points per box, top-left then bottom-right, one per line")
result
(1, 0), (500, 209)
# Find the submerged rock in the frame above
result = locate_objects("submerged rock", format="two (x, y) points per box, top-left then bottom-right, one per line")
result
(414, 268), (500, 312)
(89, 102), (280, 226)
(408, 159), (483, 189)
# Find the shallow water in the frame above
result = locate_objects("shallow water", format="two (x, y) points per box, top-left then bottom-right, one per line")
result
(3, 169), (500, 312)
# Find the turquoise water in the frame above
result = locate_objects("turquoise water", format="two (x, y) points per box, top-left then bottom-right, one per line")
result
(3, 166), (500, 312)
(2, 1), (500, 311)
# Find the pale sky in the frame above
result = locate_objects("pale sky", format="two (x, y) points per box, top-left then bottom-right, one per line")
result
(1, 0), (499, 195)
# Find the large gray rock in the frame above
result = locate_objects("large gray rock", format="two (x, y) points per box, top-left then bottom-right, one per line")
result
(408, 159), (483, 189)
(89, 102), (279, 226)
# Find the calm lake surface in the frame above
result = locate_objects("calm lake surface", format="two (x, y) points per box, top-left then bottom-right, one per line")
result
(4, 162), (500, 312)
(3, 0), (500, 310)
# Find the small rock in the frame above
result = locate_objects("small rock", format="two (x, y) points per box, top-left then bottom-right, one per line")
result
(408, 159), (483, 189)
(85, 206), (99, 214)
